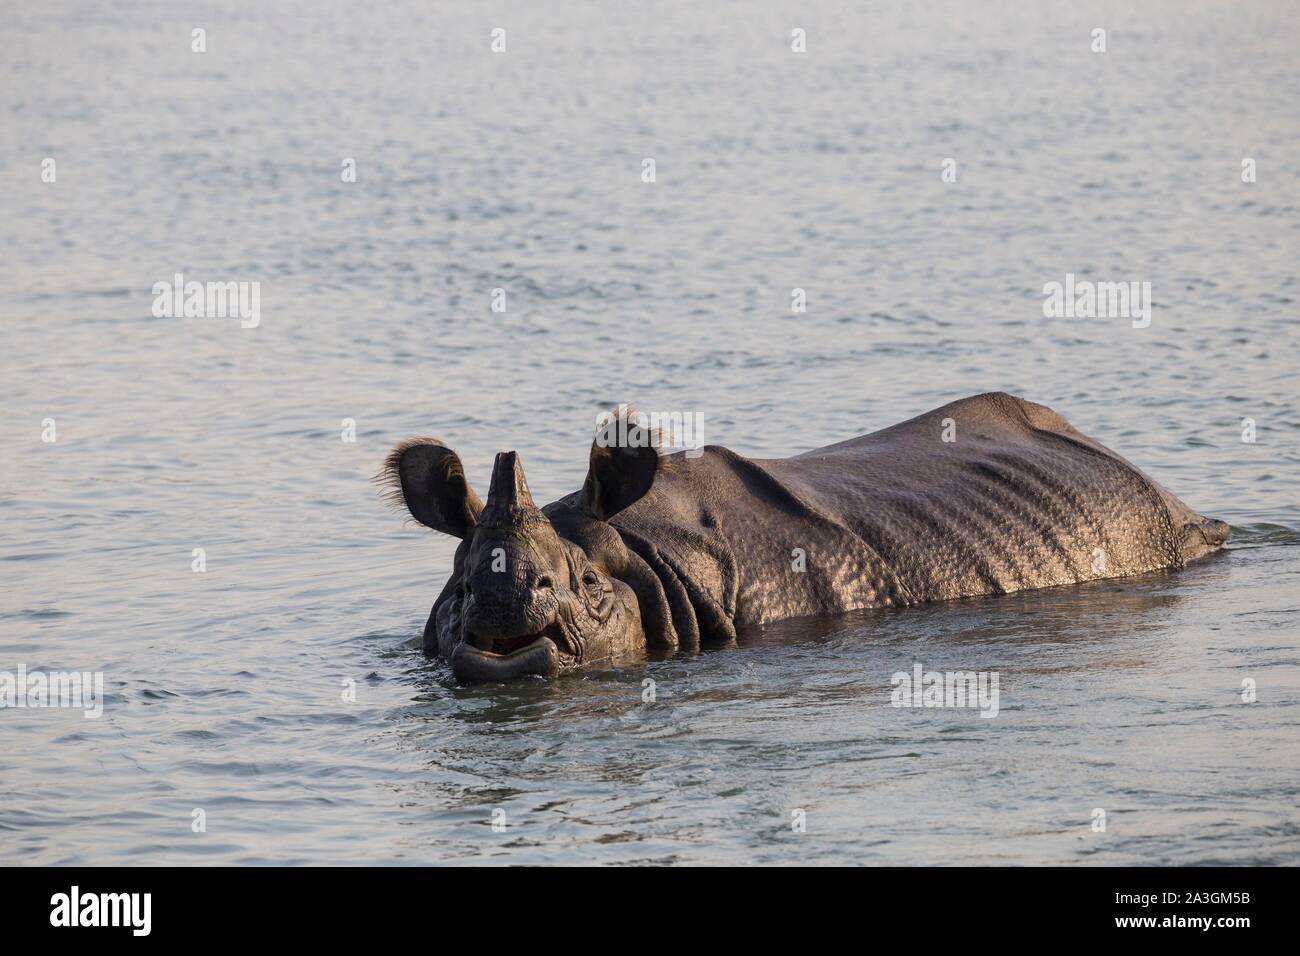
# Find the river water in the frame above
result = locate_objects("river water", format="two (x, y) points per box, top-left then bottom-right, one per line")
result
(2, 0), (1298, 864)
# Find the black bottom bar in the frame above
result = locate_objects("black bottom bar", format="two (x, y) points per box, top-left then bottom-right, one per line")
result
(0, 866), (1285, 940)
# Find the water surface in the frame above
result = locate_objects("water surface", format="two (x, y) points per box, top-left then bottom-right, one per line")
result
(2, 0), (1298, 864)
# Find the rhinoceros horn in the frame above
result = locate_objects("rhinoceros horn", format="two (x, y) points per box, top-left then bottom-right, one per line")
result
(478, 451), (548, 531)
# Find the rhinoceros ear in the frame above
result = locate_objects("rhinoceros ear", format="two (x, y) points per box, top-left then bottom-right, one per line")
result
(379, 438), (483, 538)
(582, 407), (660, 521)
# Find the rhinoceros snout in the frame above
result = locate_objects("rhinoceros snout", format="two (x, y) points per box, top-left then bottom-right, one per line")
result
(463, 583), (554, 646)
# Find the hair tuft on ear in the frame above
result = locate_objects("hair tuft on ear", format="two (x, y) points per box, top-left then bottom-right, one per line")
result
(583, 406), (663, 521)
(595, 404), (668, 451)
(375, 436), (436, 517)
(376, 437), (482, 537)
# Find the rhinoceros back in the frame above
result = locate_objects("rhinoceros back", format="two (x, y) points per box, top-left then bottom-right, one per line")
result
(612, 392), (1227, 631)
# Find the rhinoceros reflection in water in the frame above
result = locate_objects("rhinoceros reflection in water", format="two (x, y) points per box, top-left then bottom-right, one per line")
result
(380, 392), (1228, 684)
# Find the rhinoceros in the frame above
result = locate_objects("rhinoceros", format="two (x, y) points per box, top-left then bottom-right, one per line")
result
(381, 392), (1228, 683)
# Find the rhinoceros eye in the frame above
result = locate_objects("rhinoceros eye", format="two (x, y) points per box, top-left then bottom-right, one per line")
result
(580, 568), (614, 622)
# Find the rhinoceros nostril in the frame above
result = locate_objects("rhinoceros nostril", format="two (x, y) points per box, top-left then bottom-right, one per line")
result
(536, 575), (554, 590)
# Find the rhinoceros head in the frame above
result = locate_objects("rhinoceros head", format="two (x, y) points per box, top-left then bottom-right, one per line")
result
(381, 416), (658, 683)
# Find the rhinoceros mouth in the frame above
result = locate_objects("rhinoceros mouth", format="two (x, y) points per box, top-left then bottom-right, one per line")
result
(451, 624), (576, 683)
(486, 631), (552, 655)
(466, 620), (577, 658)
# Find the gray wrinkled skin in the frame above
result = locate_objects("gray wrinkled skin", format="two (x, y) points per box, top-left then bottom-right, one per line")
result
(383, 393), (1228, 683)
